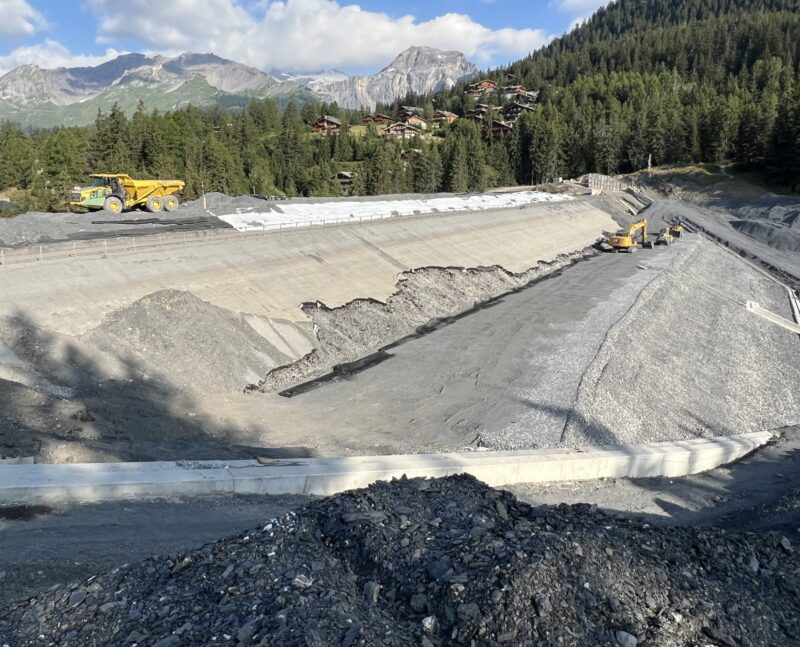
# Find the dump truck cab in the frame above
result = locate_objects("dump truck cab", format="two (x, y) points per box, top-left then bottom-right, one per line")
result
(69, 174), (184, 214)
(70, 174), (122, 211)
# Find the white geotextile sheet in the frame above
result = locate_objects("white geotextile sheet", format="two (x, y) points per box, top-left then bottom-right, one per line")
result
(216, 191), (573, 231)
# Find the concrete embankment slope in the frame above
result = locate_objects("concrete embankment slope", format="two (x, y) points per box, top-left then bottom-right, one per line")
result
(0, 199), (617, 365)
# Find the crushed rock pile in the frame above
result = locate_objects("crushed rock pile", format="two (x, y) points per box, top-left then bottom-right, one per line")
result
(254, 251), (593, 393)
(86, 289), (291, 393)
(4, 475), (799, 646)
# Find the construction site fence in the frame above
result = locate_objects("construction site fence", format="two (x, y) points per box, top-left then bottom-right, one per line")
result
(0, 211), (445, 268)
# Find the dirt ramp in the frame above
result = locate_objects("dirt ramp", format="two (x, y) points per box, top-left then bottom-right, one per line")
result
(87, 289), (291, 393)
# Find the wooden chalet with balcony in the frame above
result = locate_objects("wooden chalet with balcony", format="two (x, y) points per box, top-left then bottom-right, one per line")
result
(330, 171), (357, 194)
(312, 115), (342, 135)
(383, 122), (422, 140)
(466, 79), (498, 96)
(402, 114), (428, 130)
(432, 110), (458, 126)
(363, 113), (393, 125)
(503, 102), (536, 121)
(486, 120), (513, 137)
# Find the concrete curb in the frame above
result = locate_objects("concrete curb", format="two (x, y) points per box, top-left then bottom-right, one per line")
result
(0, 433), (773, 505)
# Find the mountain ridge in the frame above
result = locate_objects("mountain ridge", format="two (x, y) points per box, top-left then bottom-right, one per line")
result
(0, 46), (477, 128)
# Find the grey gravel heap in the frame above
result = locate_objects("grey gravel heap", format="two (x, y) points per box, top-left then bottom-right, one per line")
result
(3, 474), (799, 646)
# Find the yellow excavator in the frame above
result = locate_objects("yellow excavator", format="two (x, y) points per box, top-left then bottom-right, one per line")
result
(669, 223), (684, 237)
(608, 218), (654, 252)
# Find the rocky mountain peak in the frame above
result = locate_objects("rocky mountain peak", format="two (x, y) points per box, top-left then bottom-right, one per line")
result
(311, 46), (478, 110)
(0, 46), (477, 127)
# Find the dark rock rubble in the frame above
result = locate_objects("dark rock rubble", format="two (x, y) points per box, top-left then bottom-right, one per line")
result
(2, 475), (799, 646)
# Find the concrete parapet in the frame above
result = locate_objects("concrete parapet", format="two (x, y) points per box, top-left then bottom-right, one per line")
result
(0, 432), (773, 504)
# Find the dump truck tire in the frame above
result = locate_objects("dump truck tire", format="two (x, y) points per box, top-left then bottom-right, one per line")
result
(145, 196), (163, 213)
(103, 196), (123, 214)
(163, 194), (179, 212)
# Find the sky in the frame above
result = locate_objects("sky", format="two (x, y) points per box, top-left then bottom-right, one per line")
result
(0, 0), (608, 76)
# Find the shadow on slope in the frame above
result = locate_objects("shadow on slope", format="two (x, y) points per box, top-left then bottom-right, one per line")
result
(0, 311), (315, 463)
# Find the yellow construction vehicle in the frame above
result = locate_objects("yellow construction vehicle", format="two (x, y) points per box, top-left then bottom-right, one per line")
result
(655, 227), (674, 245)
(607, 218), (654, 252)
(69, 174), (185, 214)
(669, 223), (684, 238)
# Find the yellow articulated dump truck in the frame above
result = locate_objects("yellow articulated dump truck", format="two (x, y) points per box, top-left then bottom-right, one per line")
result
(69, 174), (185, 214)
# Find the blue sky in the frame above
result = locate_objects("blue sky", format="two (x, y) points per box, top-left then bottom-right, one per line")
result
(0, 0), (607, 75)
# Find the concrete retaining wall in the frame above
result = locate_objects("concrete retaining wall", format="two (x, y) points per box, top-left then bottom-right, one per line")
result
(0, 199), (618, 361)
(0, 432), (772, 504)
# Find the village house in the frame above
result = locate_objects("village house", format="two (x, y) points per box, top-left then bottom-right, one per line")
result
(500, 85), (527, 99)
(432, 110), (458, 126)
(465, 104), (492, 122)
(312, 115), (342, 135)
(330, 171), (357, 194)
(397, 105), (424, 120)
(383, 122), (422, 140)
(486, 120), (513, 137)
(402, 114), (428, 130)
(363, 113), (393, 125)
(466, 79), (498, 96)
(503, 102), (536, 121)
(517, 90), (540, 104)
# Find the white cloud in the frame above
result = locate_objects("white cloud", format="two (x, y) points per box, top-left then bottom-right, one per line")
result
(0, 0), (48, 37)
(85, 0), (550, 72)
(0, 39), (122, 76)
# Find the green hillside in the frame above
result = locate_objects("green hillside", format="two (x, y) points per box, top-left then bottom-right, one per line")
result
(1, 0), (798, 212)
(0, 77), (317, 130)
(394, 0), (800, 187)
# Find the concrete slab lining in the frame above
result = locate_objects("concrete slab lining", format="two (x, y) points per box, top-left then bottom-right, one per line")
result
(0, 432), (773, 505)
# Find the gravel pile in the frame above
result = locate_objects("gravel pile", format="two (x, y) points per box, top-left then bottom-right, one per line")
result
(730, 218), (800, 253)
(253, 251), (594, 393)
(86, 290), (291, 393)
(4, 474), (799, 646)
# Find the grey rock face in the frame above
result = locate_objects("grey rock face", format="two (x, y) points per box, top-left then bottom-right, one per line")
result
(311, 46), (478, 110)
